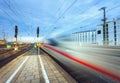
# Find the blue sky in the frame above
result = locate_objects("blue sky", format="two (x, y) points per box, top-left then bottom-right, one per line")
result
(0, 0), (120, 42)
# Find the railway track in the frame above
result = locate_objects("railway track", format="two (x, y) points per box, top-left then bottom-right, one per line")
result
(0, 46), (33, 68)
(0, 49), (13, 55)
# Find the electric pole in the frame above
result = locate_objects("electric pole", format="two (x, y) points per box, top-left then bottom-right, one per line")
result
(99, 7), (108, 46)
(14, 25), (18, 50)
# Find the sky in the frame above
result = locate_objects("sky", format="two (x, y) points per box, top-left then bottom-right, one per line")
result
(0, 0), (120, 42)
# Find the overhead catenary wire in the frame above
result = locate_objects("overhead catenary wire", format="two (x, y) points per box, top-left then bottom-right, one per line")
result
(2, 0), (27, 26)
(73, 4), (120, 28)
(74, 5), (120, 32)
(72, 4), (120, 30)
(54, 0), (77, 23)
(107, 4), (120, 12)
(0, 7), (16, 24)
(0, 0), (19, 24)
(0, 0), (30, 40)
(3, 0), (19, 17)
(1, 0), (120, 39)
(55, 0), (66, 17)
(49, 4), (120, 37)
(45, 0), (78, 38)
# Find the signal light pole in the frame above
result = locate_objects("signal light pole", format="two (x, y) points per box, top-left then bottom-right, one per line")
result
(14, 25), (18, 50)
(15, 25), (18, 41)
(37, 27), (39, 38)
(36, 26), (40, 54)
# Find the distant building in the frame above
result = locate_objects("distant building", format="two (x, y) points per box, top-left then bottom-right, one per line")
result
(57, 30), (96, 47)
(56, 18), (120, 47)
(0, 40), (6, 45)
(71, 30), (96, 44)
(96, 18), (120, 46)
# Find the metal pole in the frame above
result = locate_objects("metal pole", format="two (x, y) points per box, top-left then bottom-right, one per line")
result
(99, 7), (108, 46)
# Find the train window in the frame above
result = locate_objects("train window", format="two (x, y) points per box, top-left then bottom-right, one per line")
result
(97, 30), (101, 34)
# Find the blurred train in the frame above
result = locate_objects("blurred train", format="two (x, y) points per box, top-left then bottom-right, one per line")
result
(42, 18), (120, 83)
(46, 18), (120, 50)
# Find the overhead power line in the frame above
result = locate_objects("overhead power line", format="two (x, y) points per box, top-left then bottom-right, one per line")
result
(1, 0), (27, 26)
(107, 4), (120, 12)
(69, 4), (120, 30)
(45, 0), (77, 38)
(54, 0), (77, 23)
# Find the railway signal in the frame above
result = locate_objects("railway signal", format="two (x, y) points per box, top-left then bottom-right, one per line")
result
(37, 27), (39, 38)
(15, 25), (18, 38)
(14, 25), (19, 51)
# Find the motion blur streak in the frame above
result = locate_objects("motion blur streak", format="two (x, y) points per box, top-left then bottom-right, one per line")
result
(44, 45), (120, 82)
